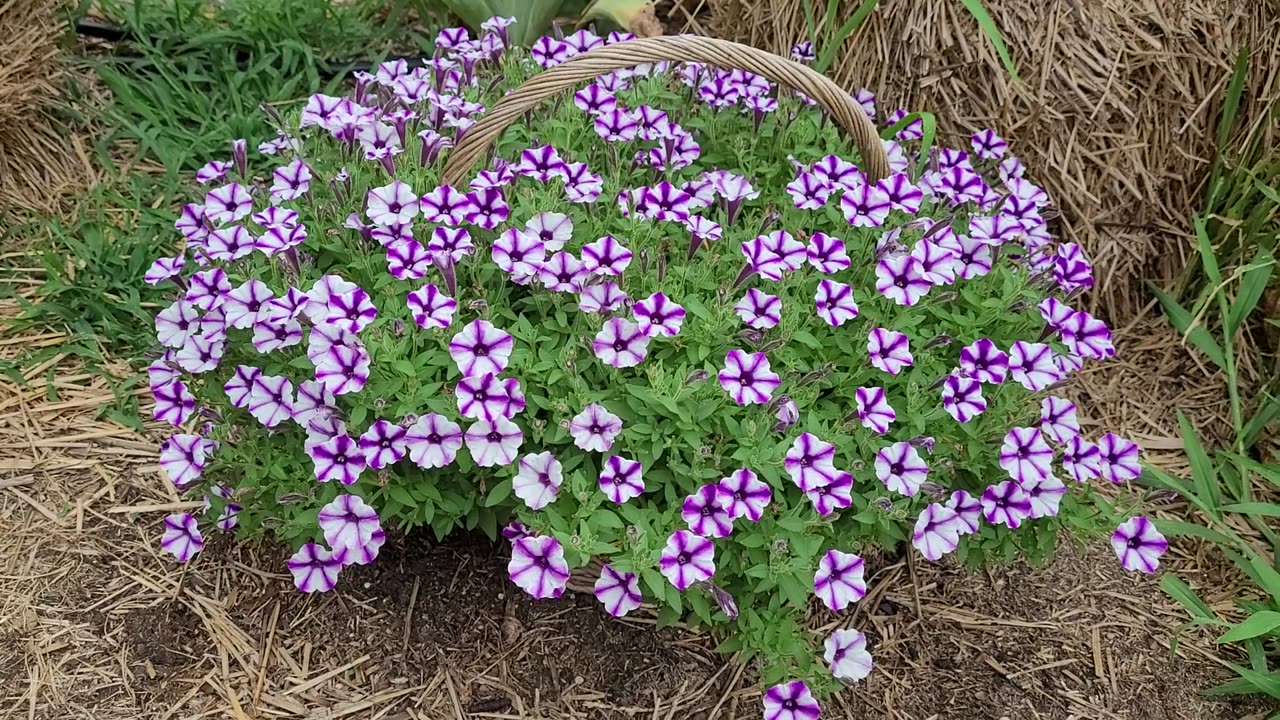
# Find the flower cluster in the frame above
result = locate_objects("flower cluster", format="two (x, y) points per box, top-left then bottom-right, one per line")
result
(148, 21), (1162, 712)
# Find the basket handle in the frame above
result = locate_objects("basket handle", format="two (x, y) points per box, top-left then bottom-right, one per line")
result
(439, 35), (891, 187)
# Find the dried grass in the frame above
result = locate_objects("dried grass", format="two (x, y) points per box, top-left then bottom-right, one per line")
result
(709, 0), (1280, 327)
(0, 0), (99, 217)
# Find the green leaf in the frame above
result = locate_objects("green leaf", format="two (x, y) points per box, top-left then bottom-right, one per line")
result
(813, 0), (880, 75)
(1227, 252), (1273, 334)
(958, 0), (1019, 81)
(1217, 611), (1280, 643)
(1149, 283), (1226, 369)
(1178, 412), (1222, 516)
(1160, 574), (1217, 621)
(388, 484), (416, 507)
(1222, 661), (1280, 700)
(484, 479), (512, 507)
(1154, 518), (1233, 545)
(1218, 502), (1280, 518)
(1216, 47), (1250, 152)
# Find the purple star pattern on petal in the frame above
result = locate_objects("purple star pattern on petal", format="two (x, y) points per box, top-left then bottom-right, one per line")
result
(449, 319), (514, 377)
(763, 680), (821, 720)
(941, 373), (987, 423)
(999, 427), (1054, 483)
(318, 494), (383, 565)
(875, 441), (929, 496)
(152, 379), (195, 426)
(247, 374), (294, 428)
(406, 284), (457, 330)
(314, 345), (370, 396)
(734, 289), (782, 329)
(867, 328), (912, 375)
(718, 350), (780, 406)
(784, 432), (837, 492)
(160, 513), (204, 562)
(405, 413), (464, 468)
(309, 433), (366, 485)
(806, 232), (849, 273)
(825, 629), (873, 684)
(593, 317), (650, 368)
(1039, 397), (1081, 443)
(946, 490), (982, 534)
(813, 549), (865, 612)
(716, 468), (772, 522)
(682, 484), (732, 537)
(1111, 517), (1167, 573)
(912, 503), (962, 561)
(840, 180), (892, 227)
(581, 235), (633, 277)
(960, 338), (1009, 384)
(659, 530), (715, 590)
(1062, 436), (1103, 483)
(593, 564), (642, 617)
(569, 403), (623, 452)
(632, 292), (685, 337)
(464, 418), (523, 467)
(386, 239), (431, 280)
(160, 434), (209, 488)
(578, 282), (628, 314)
(875, 254), (931, 306)
(806, 470), (853, 516)
(359, 420), (408, 469)
(855, 386), (896, 434)
(1023, 475), (1067, 519)
(367, 180), (419, 225)
(814, 279), (859, 327)
(513, 452), (562, 511)
(980, 480), (1033, 528)
(1097, 433), (1141, 483)
(287, 543), (343, 593)
(1009, 341), (1060, 391)
(509, 535), (571, 599)
(599, 455), (644, 504)
(457, 373), (525, 421)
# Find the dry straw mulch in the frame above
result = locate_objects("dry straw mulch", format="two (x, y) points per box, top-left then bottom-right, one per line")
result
(0, 0), (100, 217)
(709, 0), (1280, 326)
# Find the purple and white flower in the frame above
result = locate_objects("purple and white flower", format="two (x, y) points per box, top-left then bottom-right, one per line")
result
(509, 535), (570, 599)
(159, 434), (210, 488)
(599, 455), (644, 504)
(287, 543), (343, 593)
(763, 681), (821, 720)
(457, 373), (524, 422)
(825, 629), (873, 684)
(152, 379), (195, 426)
(246, 374), (294, 428)
(569, 403), (623, 452)
(785, 432), (837, 492)
(867, 328), (913, 375)
(1097, 433), (1141, 483)
(659, 529), (715, 590)
(980, 480), (1033, 528)
(1062, 436), (1103, 483)
(912, 503), (962, 561)
(718, 349), (780, 405)
(593, 317), (650, 368)
(407, 284), (458, 330)
(959, 338), (1009, 384)
(717, 468), (772, 522)
(839, 181), (892, 227)
(1111, 517), (1168, 573)
(593, 564), (642, 617)
(806, 232), (850, 273)
(855, 386), (896, 434)
(875, 254), (931, 306)
(512, 452), (562, 511)
(318, 494), (384, 565)
(875, 442), (929, 496)
(1009, 341), (1060, 391)
(314, 345), (370, 396)
(632, 292), (685, 337)
(1023, 475), (1067, 519)
(310, 433), (367, 485)
(449, 319), (514, 377)
(941, 373), (987, 423)
(205, 182), (253, 224)
(464, 418), (523, 467)
(160, 513), (203, 562)
(813, 549), (866, 612)
(578, 281), (628, 314)
(359, 419), (408, 470)
(581, 235), (633, 276)
(367, 180), (419, 225)
(998, 427), (1054, 483)
(946, 490), (982, 534)
(734, 289), (783, 329)
(806, 470), (853, 516)
(1040, 397), (1081, 443)
(682, 484), (733, 538)
(814, 279), (859, 326)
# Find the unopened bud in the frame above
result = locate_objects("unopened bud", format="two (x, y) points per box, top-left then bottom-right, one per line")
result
(374, 398), (387, 411)
(918, 482), (946, 500)
(392, 318), (405, 336)
(932, 291), (958, 304)
(872, 497), (894, 512)
(626, 525), (640, 541)
(276, 492), (309, 504)
(736, 328), (765, 344)
(468, 299), (488, 312)
(923, 334), (953, 349)
(400, 413), (418, 427)
(909, 435), (936, 454)
(685, 369), (709, 385)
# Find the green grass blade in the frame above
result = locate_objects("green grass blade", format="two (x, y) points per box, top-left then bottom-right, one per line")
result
(1227, 251), (1274, 334)
(1241, 398), (1280, 456)
(1217, 611), (1280, 643)
(813, 0), (880, 74)
(1217, 47), (1250, 152)
(1149, 282), (1226, 369)
(1178, 413), (1222, 516)
(1218, 502), (1280, 518)
(957, 0), (1018, 81)
(1194, 215), (1226, 287)
(1160, 574), (1217, 620)
(1155, 518), (1233, 545)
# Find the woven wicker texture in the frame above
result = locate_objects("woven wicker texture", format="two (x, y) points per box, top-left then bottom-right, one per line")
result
(441, 35), (890, 187)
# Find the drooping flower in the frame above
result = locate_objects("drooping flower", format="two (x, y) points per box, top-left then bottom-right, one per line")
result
(568, 403), (623, 453)
(578, 281), (628, 314)
(1008, 341), (1060, 391)
(367, 180), (419, 225)
(813, 549), (866, 612)
(980, 480), (1033, 528)
(246, 374), (294, 428)
(659, 529), (715, 591)
(449, 319), (514, 377)
(406, 284), (458, 330)
(593, 317), (650, 368)
(734, 288), (783, 329)
(160, 513), (203, 562)
(399, 413), (461, 469)
(309, 433), (367, 485)
(1062, 436), (1103, 483)
(632, 292), (685, 337)
(1023, 475), (1067, 519)
(875, 254), (931, 306)
(912, 503), (962, 561)
(287, 543), (344, 593)
(1097, 433), (1141, 483)
(359, 419), (408, 470)
(806, 470), (853, 516)
(1111, 517), (1168, 573)
(999, 427), (1054, 483)
(599, 455), (645, 504)
(318, 494), (384, 565)
(875, 441), (929, 496)
(785, 432), (837, 491)
(682, 484), (733, 538)
(159, 434), (210, 488)
(718, 349), (781, 405)
(946, 490), (982, 535)
(717, 468), (772, 522)
(464, 418), (523, 467)
(855, 386), (896, 434)
(825, 629), (873, 684)
(593, 564), (642, 617)
(763, 681), (821, 720)
(145, 255), (185, 285)
(202, 485), (240, 531)
(941, 373), (987, 423)
(814, 279), (860, 327)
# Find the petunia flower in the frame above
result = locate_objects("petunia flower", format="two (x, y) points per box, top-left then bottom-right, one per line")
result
(875, 441), (929, 496)
(252, 318), (302, 354)
(718, 349), (781, 405)
(449, 319), (514, 377)
(959, 338), (1009, 384)
(538, 251), (588, 293)
(309, 433), (366, 485)
(524, 212), (573, 252)
(806, 232), (850, 273)
(175, 202), (208, 241)
(825, 629), (873, 684)
(593, 317), (650, 368)
(1097, 433), (1141, 483)
(359, 420), (407, 470)
(581, 235), (633, 277)
(1009, 341), (1060, 391)
(659, 529), (715, 591)
(160, 434), (209, 488)
(256, 224), (307, 257)
(1059, 310), (1115, 360)
(632, 292), (685, 337)
(401, 413), (461, 469)
(155, 300), (200, 349)
(1062, 436), (1103, 483)
(946, 490), (982, 534)
(205, 225), (255, 262)
(840, 181), (893, 227)
(1039, 397), (1080, 444)
(574, 83), (617, 115)
(599, 455), (645, 504)
(774, 397), (799, 432)
(980, 480), (1033, 528)
(682, 484), (733, 538)
(911, 238), (960, 285)
(288, 543), (344, 593)
(785, 432), (837, 492)
(1023, 475), (1067, 519)
(867, 328), (913, 375)
(186, 268), (231, 312)
(709, 171), (759, 224)
(763, 680), (821, 720)
(318, 494), (384, 565)
(203, 484), (240, 531)
(160, 513), (204, 562)
(196, 160), (229, 185)
(814, 279), (859, 326)
(152, 379), (195, 426)
(761, 230), (808, 271)
(971, 129), (1008, 159)
(1055, 242), (1095, 293)
(878, 173), (924, 213)
(145, 255), (185, 285)
(314, 345), (370, 396)
(999, 427), (1054, 483)
(806, 470), (853, 516)
(786, 172), (831, 210)
(174, 334), (223, 374)
(246, 374), (294, 428)
(810, 154), (860, 191)
(875, 254), (931, 306)
(791, 41), (816, 62)
(511, 451), (562, 511)
(578, 282), (628, 314)
(814, 549), (866, 612)
(941, 373), (987, 423)
(709, 469), (770, 523)
(464, 418), (523, 467)
(855, 386), (896, 433)
(367, 180), (419, 225)
(427, 226), (474, 264)
(514, 145), (568, 182)
(740, 235), (788, 282)
(569, 403), (623, 452)
(1111, 517), (1168, 573)
(270, 158), (311, 202)
(457, 373), (524, 421)
(491, 228), (545, 283)
(593, 564), (642, 617)
(734, 289), (782, 329)
(912, 503), (962, 561)
(205, 182), (253, 224)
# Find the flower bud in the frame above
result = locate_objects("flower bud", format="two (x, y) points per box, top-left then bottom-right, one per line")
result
(626, 525), (640, 542)
(772, 396), (799, 432)
(923, 334), (953, 349)
(392, 318), (405, 337)
(261, 516), (285, 529)
(851, 459), (865, 472)
(759, 338), (787, 355)
(468, 299), (488, 313)
(909, 435), (936, 454)
(698, 446), (713, 458)
(710, 584), (739, 620)
(259, 102), (283, 126)
(374, 398), (387, 411)
(932, 291), (959, 304)
(1006, 299), (1031, 313)
(501, 521), (530, 542)
(230, 138), (247, 178)
(872, 497), (894, 512)
(276, 492), (309, 504)
(684, 369), (709, 385)
(771, 538), (789, 556)
(736, 328), (765, 344)
(400, 413), (418, 427)
(918, 482), (946, 500)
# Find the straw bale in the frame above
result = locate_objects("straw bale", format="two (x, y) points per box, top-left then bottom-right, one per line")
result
(0, 0), (97, 216)
(709, 0), (1280, 324)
